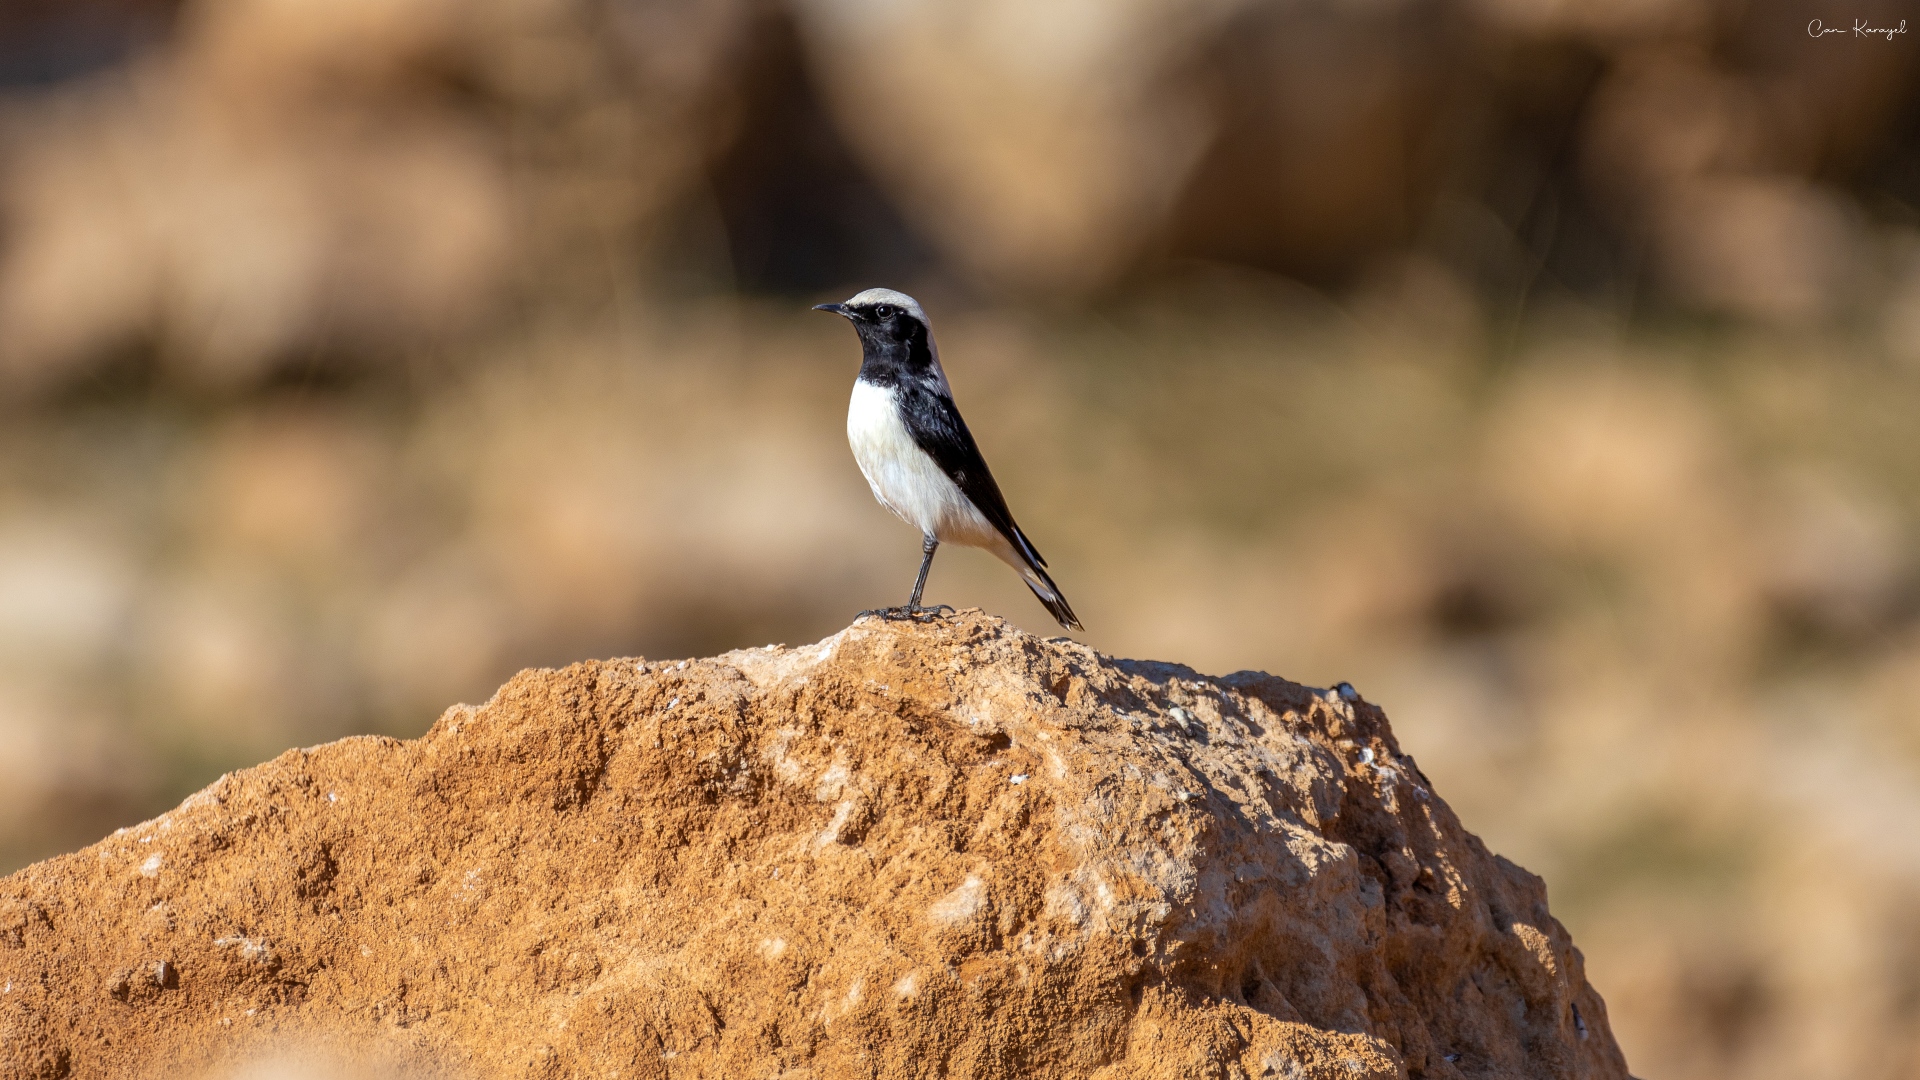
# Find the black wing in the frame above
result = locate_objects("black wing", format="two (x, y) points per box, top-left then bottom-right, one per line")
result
(897, 380), (1082, 630)
(894, 380), (1046, 568)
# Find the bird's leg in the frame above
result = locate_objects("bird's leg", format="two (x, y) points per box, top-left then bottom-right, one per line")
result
(906, 534), (937, 610)
(859, 534), (953, 623)
(902, 534), (952, 619)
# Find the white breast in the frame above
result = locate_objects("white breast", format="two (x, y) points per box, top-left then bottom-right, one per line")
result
(847, 380), (1002, 550)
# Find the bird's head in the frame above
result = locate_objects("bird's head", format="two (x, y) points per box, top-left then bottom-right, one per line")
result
(812, 288), (930, 349)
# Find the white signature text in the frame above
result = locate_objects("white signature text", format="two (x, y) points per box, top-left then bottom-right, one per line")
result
(1808, 18), (1909, 39)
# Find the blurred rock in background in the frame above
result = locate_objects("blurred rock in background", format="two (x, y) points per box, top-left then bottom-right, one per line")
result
(0, 0), (757, 388)
(1, 0), (1919, 1077)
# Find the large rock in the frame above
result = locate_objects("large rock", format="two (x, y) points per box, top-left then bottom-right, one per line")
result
(0, 612), (1629, 1079)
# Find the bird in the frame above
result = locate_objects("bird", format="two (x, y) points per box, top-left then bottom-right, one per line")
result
(814, 288), (1082, 631)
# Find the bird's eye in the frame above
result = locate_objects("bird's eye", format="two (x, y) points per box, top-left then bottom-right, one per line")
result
(871, 305), (895, 319)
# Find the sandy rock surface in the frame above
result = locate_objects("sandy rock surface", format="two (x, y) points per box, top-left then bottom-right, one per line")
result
(0, 611), (1628, 1079)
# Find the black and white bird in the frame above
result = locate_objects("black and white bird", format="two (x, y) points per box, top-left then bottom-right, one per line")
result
(814, 288), (1082, 631)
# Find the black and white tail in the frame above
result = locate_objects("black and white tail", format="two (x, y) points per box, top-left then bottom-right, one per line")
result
(1008, 527), (1081, 631)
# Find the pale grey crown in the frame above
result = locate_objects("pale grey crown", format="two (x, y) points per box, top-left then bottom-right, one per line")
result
(840, 288), (929, 326)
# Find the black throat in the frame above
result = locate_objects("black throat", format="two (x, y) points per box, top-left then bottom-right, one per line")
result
(855, 317), (938, 390)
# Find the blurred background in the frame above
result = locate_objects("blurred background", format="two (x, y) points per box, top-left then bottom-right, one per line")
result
(0, 0), (1917, 1074)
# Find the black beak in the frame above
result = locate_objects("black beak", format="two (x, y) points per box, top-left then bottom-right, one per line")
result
(812, 303), (850, 317)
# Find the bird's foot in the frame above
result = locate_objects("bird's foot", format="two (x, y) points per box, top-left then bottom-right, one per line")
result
(857, 604), (955, 624)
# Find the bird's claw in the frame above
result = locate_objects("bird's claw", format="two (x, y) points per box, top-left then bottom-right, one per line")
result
(858, 604), (955, 624)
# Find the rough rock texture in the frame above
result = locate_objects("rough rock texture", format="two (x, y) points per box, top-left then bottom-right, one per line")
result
(0, 612), (1629, 1079)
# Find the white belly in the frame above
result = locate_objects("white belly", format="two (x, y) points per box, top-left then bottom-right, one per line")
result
(847, 380), (1003, 550)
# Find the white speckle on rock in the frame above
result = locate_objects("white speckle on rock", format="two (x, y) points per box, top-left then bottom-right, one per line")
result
(763, 727), (808, 785)
(758, 937), (788, 960)
(140, 854), (163, 877)
(1336, 682), (1359, 702)
(666, 697), (679, 710)
(815, 760), (852, 802)
(894, 972), (918, 998)
(1009, 774), (1028, 785)
(723, 634), (843, 688)
(1043, 881), (1091, 928)
(327, 791), (338, 803)
(928, 874), (988, 926)
(216, 936), (275, 963)
(815, 799), (859, 847)
(1261, 1053), (1308, 1079)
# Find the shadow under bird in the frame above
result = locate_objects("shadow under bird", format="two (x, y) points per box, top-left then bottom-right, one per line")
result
(814, 288), (1082, 631)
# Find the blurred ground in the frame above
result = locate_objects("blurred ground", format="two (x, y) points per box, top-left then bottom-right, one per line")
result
(1, 0), (1919, 1078)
